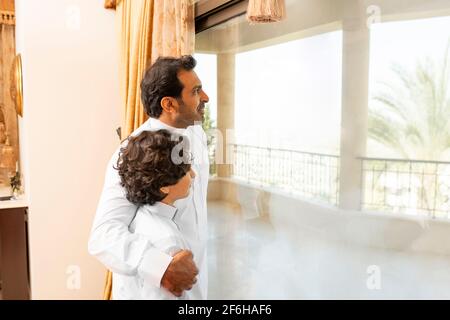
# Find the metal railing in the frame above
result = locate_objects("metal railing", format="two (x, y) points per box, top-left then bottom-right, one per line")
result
(229, 144), (340, 205)
(361, 157), (450, 218)
(208, 143), (450, 218)
(207, 134), (217, 177)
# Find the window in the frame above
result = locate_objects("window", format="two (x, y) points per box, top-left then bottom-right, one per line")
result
(364, 16), (450, 217)
(196, 11), (343, 204)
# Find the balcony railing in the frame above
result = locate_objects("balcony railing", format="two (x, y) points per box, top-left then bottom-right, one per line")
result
(361, 157), (450, 219)
(229, 144), (340, 205)
(207, 142), (450, 218)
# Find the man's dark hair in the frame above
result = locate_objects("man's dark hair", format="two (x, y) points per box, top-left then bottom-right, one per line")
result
(115, 129), (191, 206)
(141, 55), (197, 118)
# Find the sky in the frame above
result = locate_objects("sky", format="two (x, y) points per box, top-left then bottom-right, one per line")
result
(195, 32), (343, 155)
(193, 53), (218, 126)
(234, 31), (342, 154)
(370, 15), (450, 87)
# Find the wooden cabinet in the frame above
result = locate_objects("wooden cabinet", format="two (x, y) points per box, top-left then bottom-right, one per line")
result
(0, 201), (30, 300)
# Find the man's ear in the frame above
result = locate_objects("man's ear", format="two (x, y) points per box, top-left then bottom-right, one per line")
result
(160, 97), (178, 114)
(160, 186), (170, 195)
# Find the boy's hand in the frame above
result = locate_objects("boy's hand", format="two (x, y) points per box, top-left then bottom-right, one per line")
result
(161, 250), (198, 297)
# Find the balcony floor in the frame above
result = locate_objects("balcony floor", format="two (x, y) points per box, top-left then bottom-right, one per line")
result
(207, 201), (450, 299)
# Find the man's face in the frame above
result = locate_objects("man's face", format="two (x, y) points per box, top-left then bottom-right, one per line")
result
(174, 69), (209, 127)
(164, 168), (196, 201)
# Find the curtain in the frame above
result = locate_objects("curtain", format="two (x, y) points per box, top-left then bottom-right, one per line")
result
(103, 0), (195, 300)
(0, 20), (18, 175)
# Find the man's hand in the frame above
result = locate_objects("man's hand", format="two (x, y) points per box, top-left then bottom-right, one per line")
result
(161, 250), (198, 297)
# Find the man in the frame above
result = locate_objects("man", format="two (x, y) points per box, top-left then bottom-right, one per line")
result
(88, 55), (210, 299)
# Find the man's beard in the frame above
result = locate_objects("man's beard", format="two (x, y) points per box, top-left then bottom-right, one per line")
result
(197, 102), (205, 121)
(177, 100), (204, 127)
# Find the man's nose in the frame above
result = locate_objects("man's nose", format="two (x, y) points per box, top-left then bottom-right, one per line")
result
(190, 169), (196, 179)
(200, 90), (209, 103)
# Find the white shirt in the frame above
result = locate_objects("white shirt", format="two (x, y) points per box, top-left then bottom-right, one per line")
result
(88, 118), (209, 299)
(113, 202), (197, 300)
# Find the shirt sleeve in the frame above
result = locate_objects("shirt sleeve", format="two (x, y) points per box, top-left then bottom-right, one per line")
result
(88, 147), (173, 288)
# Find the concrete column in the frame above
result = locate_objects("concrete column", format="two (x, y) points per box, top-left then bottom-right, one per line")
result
(216, 53), (235, 178)
(339, 1), (370, 210)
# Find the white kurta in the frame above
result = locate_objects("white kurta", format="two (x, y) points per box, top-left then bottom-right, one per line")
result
(88, 118), (209, 299)
(113, 202), (198, 300)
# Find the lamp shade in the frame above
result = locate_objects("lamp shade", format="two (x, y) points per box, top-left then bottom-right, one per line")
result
(246, 0), (286, 24)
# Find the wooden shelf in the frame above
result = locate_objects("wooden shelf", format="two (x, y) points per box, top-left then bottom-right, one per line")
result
(0, 198), (27, 210)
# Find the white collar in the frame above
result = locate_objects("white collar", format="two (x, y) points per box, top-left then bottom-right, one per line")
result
(130, 117), (188, 138)
(147, 117), (187, 135)
(142, 201), (178, 220)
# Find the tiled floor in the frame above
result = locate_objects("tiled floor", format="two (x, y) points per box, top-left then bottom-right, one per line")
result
(207, 201), (450, 299)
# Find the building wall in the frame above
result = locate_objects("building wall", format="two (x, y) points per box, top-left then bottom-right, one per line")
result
(15, 0), (121, 299)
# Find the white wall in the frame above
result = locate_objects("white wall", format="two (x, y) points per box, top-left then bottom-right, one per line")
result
(15, 0), (121, 299)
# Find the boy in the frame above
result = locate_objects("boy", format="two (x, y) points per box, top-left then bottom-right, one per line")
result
(112, 129), (197, 299)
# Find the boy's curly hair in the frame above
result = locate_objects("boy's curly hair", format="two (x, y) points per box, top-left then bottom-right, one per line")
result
(115, 129), (191, 206)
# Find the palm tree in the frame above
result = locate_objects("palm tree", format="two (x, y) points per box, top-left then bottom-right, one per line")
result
(368, 41), (450, 160)
(368, 41), (450, 216)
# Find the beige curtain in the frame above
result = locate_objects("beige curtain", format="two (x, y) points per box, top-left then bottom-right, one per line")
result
(0, 19), (18, 175)
(103, 0), (195, 300)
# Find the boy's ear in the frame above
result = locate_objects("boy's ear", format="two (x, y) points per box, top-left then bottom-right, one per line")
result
(160, 186), (170, 195)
